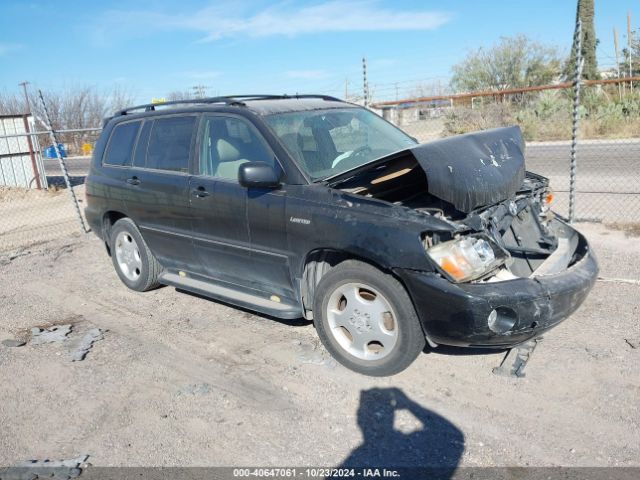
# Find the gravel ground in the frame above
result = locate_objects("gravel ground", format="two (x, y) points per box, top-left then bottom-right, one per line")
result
(0, 222), (638, 469)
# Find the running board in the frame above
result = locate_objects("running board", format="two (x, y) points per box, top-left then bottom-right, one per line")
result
(159, 272), (302, 319)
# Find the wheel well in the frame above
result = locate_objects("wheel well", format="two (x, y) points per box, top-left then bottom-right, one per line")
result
(102, 211), (127, 256)
(301, 249), (390, 320)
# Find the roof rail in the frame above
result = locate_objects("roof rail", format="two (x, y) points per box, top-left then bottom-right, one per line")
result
(117, 97), (243, 116)
(117, 94), (344, 116)
(226, 94), (343, 102)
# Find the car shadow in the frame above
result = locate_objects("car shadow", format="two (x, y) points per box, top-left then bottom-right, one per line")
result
(423, 344), (508, 356)
(171, 289), (509, 350)
(334, 387), (464, 477)
(172, 288), (509, 353)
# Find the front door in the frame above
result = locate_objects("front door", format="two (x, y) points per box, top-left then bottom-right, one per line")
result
(189, 114), (293, 298)
(189, 114), (255, 287)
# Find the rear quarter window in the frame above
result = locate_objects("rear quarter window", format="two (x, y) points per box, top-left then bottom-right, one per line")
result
(132, 121), (152, 168)
(103, 121), (140, 166)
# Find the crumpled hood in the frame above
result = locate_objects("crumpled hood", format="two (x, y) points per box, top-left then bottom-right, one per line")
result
(408, 126), (526, 213)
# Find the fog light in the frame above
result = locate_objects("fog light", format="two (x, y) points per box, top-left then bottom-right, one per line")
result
(487, 307), (518, 334)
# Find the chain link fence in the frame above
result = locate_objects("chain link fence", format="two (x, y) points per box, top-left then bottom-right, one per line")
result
(0, 123), (99, 254)
(1, 84), (639, 255)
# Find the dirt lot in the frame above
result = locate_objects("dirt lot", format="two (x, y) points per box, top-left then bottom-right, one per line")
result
(0, 223), (639, 469)
(0, 185), (84, 253)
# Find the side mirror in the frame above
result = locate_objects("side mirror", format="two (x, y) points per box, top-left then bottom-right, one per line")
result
(238, 162), (281, 189)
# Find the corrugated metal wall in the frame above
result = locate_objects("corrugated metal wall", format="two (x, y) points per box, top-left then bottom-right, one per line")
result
(0, 115), (46, 189)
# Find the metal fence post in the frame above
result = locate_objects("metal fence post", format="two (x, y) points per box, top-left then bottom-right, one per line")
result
(569, 19), (584, 223)
(37, 90), (89, 233)
(21, 115), (42, 189)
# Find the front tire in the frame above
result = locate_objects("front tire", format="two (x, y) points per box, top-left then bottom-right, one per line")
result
(109, 218), (162, 292)
(313, 260), (425, 376)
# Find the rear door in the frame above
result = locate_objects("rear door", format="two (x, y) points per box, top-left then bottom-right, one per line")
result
(124, 114), (198, 270)
(99, 120), (142, 218)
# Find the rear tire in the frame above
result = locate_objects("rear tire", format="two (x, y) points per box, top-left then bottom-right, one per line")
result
(109, 218), (162, 292)
(313, 260), (425, 376)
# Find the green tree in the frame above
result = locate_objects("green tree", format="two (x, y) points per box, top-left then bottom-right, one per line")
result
(566, 0), (599, 80)
(451, 35), (561, 92)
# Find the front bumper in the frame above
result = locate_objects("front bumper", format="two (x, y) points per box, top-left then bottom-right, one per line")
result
(395, 227), (598, 347)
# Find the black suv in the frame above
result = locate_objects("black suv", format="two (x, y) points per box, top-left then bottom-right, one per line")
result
(85, 95), (598, 376)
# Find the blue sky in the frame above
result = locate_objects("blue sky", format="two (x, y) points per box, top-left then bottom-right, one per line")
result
(0, 0), (637, 103)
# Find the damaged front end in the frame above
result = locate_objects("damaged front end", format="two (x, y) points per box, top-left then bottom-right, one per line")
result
(327, 126), (598, 347)
(397, 220), (598, 347)
(426, 171), (563, 283)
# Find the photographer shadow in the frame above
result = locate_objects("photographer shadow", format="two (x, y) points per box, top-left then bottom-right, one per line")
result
(337, 387), (464, 478)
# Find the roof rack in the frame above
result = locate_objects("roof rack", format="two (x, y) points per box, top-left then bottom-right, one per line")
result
(227, 94), (343, 102)
(117, 94), (344, 116)
(117, 97), (241, 116)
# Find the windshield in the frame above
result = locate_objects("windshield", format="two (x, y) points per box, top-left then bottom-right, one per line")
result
(264, 107), (417, 181)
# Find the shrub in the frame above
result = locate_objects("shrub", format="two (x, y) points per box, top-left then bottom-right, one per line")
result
(441, 88), (640, 141)
(443, 103), (514, 136)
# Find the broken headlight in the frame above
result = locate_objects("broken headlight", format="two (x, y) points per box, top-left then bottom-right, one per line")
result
(541, 188), (554, 212)
(426, 234), (508, 282)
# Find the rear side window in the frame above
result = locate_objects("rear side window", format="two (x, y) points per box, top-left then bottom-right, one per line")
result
(146, 116), (196, 173)
(103, 122), (140, 166)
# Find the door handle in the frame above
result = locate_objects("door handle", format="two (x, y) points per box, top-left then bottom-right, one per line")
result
(126, 176), (140, 186)
(192, 186), (210, 198)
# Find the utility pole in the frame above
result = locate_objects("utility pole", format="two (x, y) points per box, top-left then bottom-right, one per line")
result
(18, 81), (31, 114)
(17, 81), (39, 189)
(628, 11), (633, 92)
(614, 27), (623, 99)
(344, 78), (349, 101)
(362, 57), (369, 107)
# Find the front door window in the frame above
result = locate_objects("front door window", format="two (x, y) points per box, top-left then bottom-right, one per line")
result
(199, 116), (276, 180)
